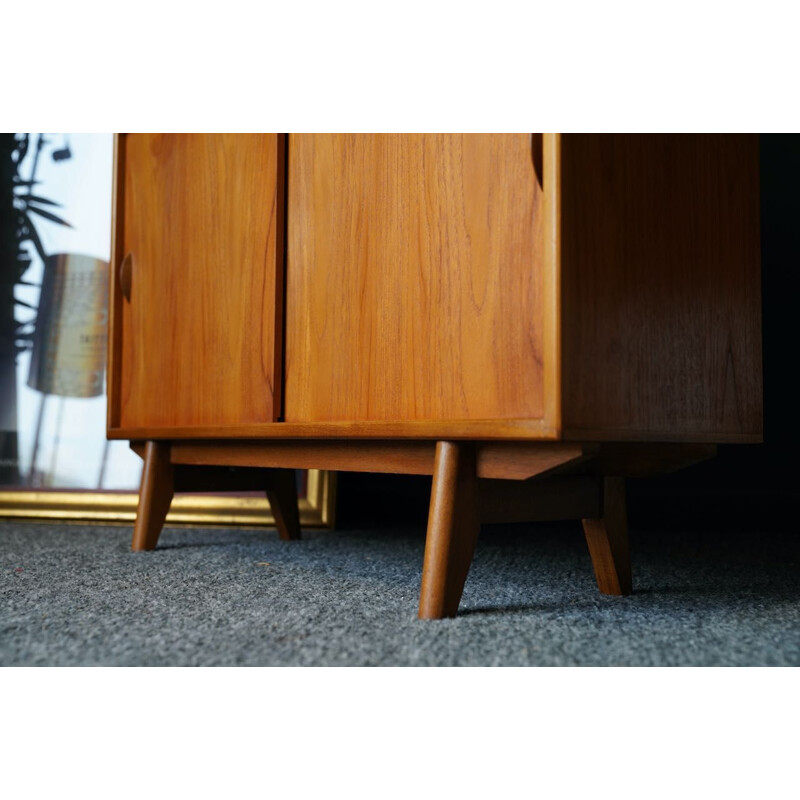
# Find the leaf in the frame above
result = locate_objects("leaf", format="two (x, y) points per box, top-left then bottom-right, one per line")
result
(27, 205), (72, 227)
(22, 216), (47, 261)
(21, 195), (62, 207)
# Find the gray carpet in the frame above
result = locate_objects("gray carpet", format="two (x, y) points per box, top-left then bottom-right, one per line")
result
(1, 520), (798, 666)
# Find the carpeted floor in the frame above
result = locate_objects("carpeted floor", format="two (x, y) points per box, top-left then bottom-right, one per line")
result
(1, 520), (798, 666)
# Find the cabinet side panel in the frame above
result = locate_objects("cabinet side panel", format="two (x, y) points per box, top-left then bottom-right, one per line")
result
(119, 133), (282, 429)
(285, 134), (546, 423)
(561, 134), (763, 441)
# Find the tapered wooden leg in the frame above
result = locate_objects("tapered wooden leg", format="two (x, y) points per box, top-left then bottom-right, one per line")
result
(419, 441), (480, 619)
(131, 441), (174, 552)
(582, 477), (632, 595)
(265, 469), (301, 541)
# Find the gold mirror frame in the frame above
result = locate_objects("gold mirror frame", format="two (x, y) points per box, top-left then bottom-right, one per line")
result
(0, 469), (336, 528)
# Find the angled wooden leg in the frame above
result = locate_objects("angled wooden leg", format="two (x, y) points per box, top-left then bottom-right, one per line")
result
(419, 441), (480, 619)
(265, 469), (301, 541)
(131, 441), (174, 551)
(582, 477), (632, 595)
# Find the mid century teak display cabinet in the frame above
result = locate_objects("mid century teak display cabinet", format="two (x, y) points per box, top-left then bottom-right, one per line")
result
(107, 133), (762, 618)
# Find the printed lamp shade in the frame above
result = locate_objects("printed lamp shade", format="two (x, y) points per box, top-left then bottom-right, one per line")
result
(28, 253), (109, 398)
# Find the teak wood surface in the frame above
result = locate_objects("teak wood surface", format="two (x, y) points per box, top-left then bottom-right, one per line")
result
(131, 441), (173, 551)
(109, 133), (763, 618)
(419, 442), (481, 619)
(109, 133), (761, 445)
(111, 133), (284, 430)
(284, 134), (556, 425)
(164, 439), (589, 480)
(559, 134), (762, 441)
(582, 477), (632, 596)
(133, 439), (714, 482)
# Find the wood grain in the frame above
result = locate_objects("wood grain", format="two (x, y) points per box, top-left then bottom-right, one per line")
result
(139, 437), (716, 481)
(118, 133), (284, 429)
(108, 418), (560, 441)
(131, 440), (173, 551)
(541, 133), (562, 436)
(582, 477), (632, 595)
(560, 134), (762, 440)
(108, 419), (762, 444)
(107, 133), (766, 619)
(419, 442), (481, 619)
(167, 440), (588, 480)
(285, 134), (547, 423)
(170, 439), (438, 475)
(476, 442), (588, 480)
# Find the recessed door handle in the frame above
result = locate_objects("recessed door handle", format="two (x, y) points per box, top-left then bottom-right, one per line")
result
(531, 133), (544, 189)
(119, 252), (133, 302)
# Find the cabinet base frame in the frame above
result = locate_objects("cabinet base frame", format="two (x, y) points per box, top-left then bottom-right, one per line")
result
(128, 438), (716, 618)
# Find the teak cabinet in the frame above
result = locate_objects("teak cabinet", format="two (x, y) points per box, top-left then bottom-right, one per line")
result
(108, 133), (762, 619)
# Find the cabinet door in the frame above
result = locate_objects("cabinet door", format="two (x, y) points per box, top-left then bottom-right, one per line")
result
(113, 133), (284, 430)
(285, 134), (550, 423)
